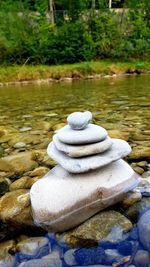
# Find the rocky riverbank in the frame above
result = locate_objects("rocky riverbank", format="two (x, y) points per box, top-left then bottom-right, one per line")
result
(0, 116), (150, 266)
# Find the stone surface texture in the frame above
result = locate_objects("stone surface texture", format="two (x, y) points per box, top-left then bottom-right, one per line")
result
(67, 111), (92, 130)
(57, 210), (133, 247)
(48, 139), (131, 173)
(30, 160), (139, 232)
(52, 134), (112, 158)
(57, 124), (107, 145)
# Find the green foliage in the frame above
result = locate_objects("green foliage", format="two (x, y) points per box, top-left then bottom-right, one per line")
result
(0, 0), (150, 65)
(38, 21), (95, 64)
(89, 11), (121, 58)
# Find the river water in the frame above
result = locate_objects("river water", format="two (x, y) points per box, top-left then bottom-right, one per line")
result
(0, 75), (150, 136)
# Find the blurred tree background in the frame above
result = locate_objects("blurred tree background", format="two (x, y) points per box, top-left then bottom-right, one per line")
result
(0, 0), (149, 64)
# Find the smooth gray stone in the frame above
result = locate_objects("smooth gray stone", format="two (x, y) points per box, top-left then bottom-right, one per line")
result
(30, 159), (139, 232)
(48, 139), (132, 173)
(64, 249), (77, 266)
(133, 250), (150, 267)
(67, 111), (92, 130)
(52, 135), (112, 158)
(138, 209), (150, 251)
(57, 124), (107, 145)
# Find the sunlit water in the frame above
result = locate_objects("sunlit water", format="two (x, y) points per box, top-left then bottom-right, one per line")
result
(0, 75), (150, 134)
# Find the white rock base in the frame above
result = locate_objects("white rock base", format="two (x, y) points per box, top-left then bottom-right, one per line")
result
(30, 159), (139, 232)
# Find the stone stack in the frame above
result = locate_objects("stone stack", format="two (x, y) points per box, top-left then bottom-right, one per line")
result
(30, 111), (140, 232)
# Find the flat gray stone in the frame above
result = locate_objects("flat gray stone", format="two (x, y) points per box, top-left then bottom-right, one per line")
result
(67, 111), (92, 130)
(48, 139), (132, 173)
(57, 124), (107, 145)
(30, 159), (139, 232)
(51, 135), (112, 158)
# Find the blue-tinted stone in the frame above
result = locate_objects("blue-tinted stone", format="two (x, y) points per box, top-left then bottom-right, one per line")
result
(138, 209), (150, 251)
(101, 226), (129, 245)
(18, 255), (62, 267)
(133, 250), (150, 267)
(16, 243), (50, 263)
(74, 247), (105, 266)
(127, 227), (139, 241)
(104, 249), (122, 264)
(64, 249), (77, 266)
(117, 241), (134, 256)
(100, 240), (117, 249)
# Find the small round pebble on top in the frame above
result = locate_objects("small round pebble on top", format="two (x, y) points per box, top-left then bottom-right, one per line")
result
(67, 111), (92, 130)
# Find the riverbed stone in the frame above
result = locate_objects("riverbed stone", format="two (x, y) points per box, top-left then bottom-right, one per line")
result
(0, 239), (16, 257)
(64, 249), (77, 265)
(57, 210), (132, 247)
(1, 152), (38, 175)
(133, 250), (150, 267)
(48, 139), (131, 173)
(29, 166), (49, 177)
(13, 142), (26, 149)
(67, 111), (92, 130)
(19, 127), (32, 132)
(30, 159), (138, 233)
(16, 236), (50, 258)
(137, 161), (148, 168)
(125, 197), (150, 223)
(0, 240), (16, 267)
(121, 191), (142, 209)
(52, 134), (112, 158)
(0, 158), (14, 172)
(128, 147), (150, 160)
(138, 209), (150, 252)
(131, 164), (144, 175)
(57, 124), (107, 145)
(0, 189), (34, 227)
(0, 177), (11, 196)
(9, 176), (39, 191)
(18, 251), (62, 267)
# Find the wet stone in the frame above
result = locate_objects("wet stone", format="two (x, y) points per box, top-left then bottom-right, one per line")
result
(0, 189), (34, 227)
(74, 247), (106, 266)
(121, 191), (142, 209)
(1, 152), (38, 175)
(19, 127), (32, 132)
(138, 209), (150, 252)
(13, 142), (26, 149)
(57, 210), (132, 247)
(133, 250), (150, 267)
(125, 197), (150, 223)
(16, 236), (50, 262)
(18, 251), (62, 267)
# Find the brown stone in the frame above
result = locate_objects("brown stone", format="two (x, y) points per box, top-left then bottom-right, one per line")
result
(0, 189), (34, 227)
(57, 210), (132, 247)
(1, 152), (38, 175)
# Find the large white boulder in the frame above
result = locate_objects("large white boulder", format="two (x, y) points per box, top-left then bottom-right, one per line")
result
(30, 159), (139, 232)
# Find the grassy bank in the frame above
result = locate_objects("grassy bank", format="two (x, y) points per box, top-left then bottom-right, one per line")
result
(0, 60), (150, 85)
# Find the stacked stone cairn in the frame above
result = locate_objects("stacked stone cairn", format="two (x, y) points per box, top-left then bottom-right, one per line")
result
(30, 111), (140, 232)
